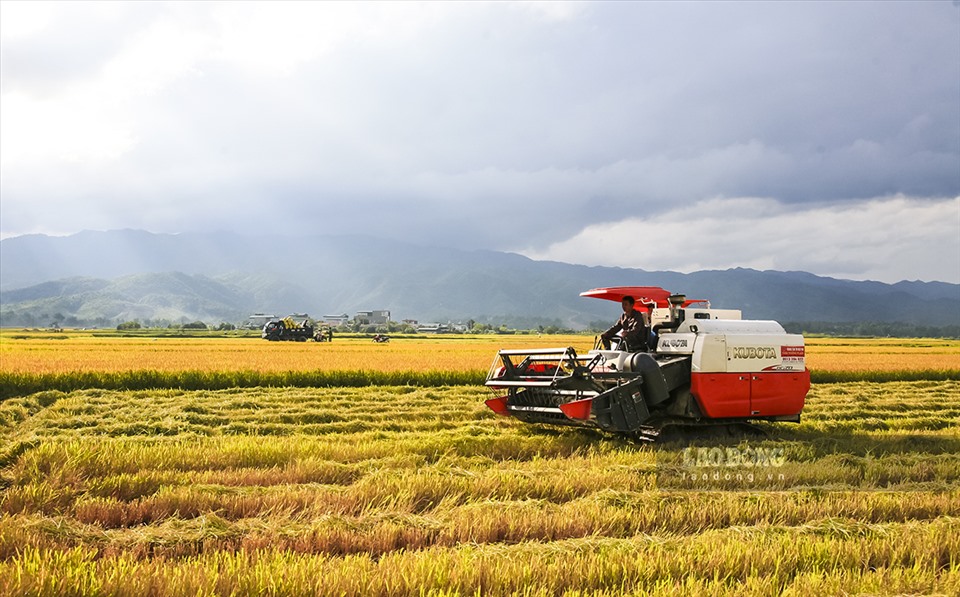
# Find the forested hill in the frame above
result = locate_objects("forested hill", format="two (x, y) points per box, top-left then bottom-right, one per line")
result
(1, 230), (957, 329)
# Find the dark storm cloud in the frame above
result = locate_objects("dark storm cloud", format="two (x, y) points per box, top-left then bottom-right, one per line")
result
(1, 1), (958, 281)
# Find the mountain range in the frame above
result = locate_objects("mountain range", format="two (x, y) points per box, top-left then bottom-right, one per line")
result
(1, 230), (957, 329)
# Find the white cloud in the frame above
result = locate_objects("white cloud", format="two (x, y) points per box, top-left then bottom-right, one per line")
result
(521, 196), (960, 284)
(511, 1), (585, 22)
(0, 1), (56, 42)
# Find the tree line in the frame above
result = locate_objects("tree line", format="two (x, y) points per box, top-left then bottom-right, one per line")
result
(783, 321), (960, 339)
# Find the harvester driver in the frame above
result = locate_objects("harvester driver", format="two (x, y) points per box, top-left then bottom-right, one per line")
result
(600, 295), (648, 351)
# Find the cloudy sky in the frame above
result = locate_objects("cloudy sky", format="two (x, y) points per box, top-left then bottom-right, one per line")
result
(2, 1), (958, 283)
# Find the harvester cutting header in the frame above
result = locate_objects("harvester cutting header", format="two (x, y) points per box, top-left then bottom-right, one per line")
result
(485, 286), (810, 440)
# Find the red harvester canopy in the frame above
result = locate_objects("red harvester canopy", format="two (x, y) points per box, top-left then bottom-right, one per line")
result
(579, 286), (704, 311)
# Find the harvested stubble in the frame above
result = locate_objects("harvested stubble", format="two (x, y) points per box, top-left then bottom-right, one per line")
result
(1, 379), (958, 595)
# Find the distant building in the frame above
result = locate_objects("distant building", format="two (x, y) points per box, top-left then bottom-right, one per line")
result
(323, 314), (351, 326)
(355, 310), (391, 325)
(417, 323), (449, 333)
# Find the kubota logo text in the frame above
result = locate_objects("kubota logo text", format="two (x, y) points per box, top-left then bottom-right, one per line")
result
(732, 346), (777, 359)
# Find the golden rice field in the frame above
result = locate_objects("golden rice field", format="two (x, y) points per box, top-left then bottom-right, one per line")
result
(0, 331), (958, 595)
(1, 331), (958, 374)
(0, 332), (589, 374)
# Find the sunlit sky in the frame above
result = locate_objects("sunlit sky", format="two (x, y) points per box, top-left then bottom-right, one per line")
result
(1, 1), (958, 283)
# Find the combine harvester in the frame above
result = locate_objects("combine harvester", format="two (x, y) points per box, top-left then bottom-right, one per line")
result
(485, 287), (810, 440)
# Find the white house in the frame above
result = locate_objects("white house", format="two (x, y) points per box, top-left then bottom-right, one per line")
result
(355, 310), (391, 325)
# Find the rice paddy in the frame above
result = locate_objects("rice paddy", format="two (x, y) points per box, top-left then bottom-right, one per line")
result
(0, 332), (957, 595)
(2, 332), (957, 375)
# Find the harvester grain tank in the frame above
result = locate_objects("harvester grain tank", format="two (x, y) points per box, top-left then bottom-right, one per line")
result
(484, 286), (810, 439)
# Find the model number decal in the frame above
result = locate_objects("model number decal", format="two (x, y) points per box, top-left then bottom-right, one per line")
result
(661, 338), (689, 348)
(732, 346), (777, 359)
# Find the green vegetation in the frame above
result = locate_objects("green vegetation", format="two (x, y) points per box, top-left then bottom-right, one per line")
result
(1, 380), (958, 595)
(0, 370), (487, 402)
(785, 320), (960, 339)
(4, 368), (959, 402)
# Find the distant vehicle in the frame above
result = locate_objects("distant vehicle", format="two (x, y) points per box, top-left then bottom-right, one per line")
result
(261, 317), (325, 342)
(372, 333), (390, 343)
